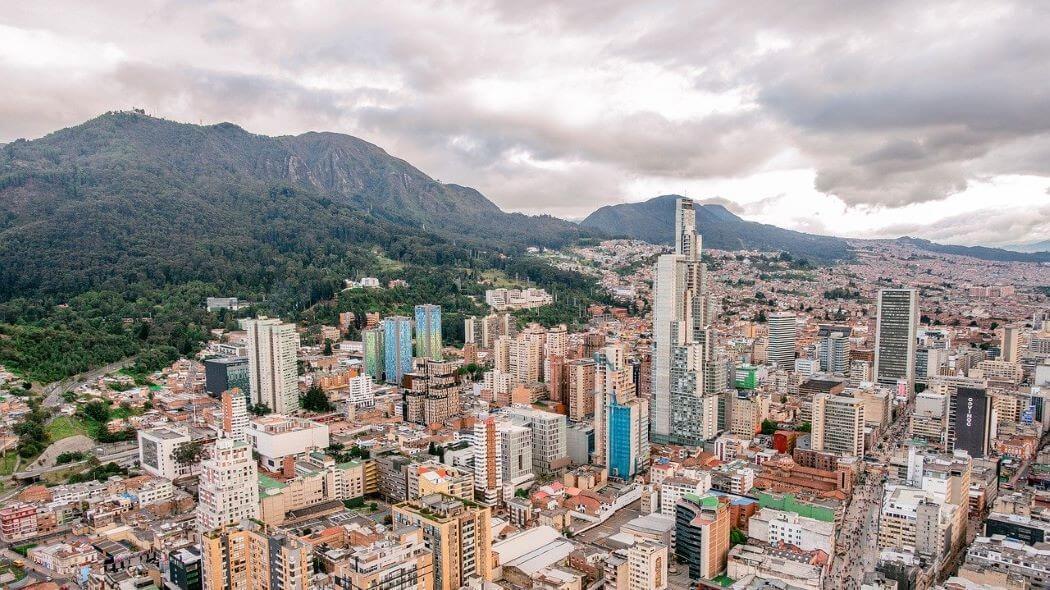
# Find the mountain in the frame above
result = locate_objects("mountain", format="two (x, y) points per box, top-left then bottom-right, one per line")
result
(894, 237), (1050, 263)
(0, 111), (596, 300)
(1004, 239), (1050, 254)
(581, 194), (852, 262)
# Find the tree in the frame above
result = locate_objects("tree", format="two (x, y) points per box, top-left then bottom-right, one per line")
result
(730, 528), (747, 547)
(300, 385), (334, 413)
(761, 419), (778, 435)
(796, 421), (812, 433)
(173, 441), (204, 466)
(21, 381), (32, 391)
(249, 404), (272, 416)
(82, 400), (111, 423)
(323, 339), (333, 356)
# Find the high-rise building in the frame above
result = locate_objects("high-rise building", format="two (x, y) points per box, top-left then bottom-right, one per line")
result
(567, 359), (597, 421)
(766, 312), (797, 369)
(245, 318), (300, 414)
(1000, 324), (1022, 363)
(875, 288), (919, 391)
(361, 327), (384, 380)
(383, 316), (413, 385)
(204, 357), (250, 399)
(602, 395), (650, 480)
(628, 540), (669, 590)
(220, 391), (249, 443)
(392, 495), (493, 590)
(811, 393), (865, 457)
(676, 494), (730, 580)
(414, 304), (442, 360)
(506, 406), (568, 475)
(543, 325), (568, 382)
(818, 325), (852, 375)
(197, 437), (259, 533)
(403, 359), (461, 426)
(472, 415), (504, 505)
(202, 522), (311, 590)
(949, 386), (995, 458)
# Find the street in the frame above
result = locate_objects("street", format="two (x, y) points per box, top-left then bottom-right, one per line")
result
(40, 359), (133, 408)
(825, 402), (913, 589)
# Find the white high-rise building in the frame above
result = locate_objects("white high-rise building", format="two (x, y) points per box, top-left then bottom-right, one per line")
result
(138, 426), (194, 480)
(196, 437), (259, 532)
(875, 289), (919, 391)
(245, 318), (300, 414)
(506, 406), (568, 475)
(651, 197), (717, 445)
(1000, 324), (1022, 363)
(767, 312), (797, 369)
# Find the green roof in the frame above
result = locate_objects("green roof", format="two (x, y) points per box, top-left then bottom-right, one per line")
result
(683, 493), (719, 508)
(258, 475), (287, 491)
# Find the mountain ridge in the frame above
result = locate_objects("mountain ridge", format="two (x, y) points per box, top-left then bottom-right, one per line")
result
(582, 194), (1050, 263)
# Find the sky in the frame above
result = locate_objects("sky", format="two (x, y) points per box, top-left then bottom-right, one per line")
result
(2, 1), (1049, 247)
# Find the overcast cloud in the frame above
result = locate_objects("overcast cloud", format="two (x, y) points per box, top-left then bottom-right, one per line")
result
(1, 1), (1048, 246)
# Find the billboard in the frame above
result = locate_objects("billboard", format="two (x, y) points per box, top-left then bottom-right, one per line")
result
(954, 386), (989, 458)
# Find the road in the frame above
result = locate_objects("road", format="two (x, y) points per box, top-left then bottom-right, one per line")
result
(825, 401), (913, 589)
(41, 359), (133, 407)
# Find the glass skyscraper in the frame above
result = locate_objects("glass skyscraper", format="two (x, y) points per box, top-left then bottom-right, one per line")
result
(414, 304), (442, 360)
(383, 316), (413, 385)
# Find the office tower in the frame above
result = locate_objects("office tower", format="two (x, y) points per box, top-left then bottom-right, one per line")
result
(414, 304), (442, 360)
(383, 316), (413, 385)
(874, 288), (919, 391)
(547, 354), (567, 403)
(507, 406), (568, 475)
(472, 415), (504, 505)
(1000, 324), (1022, 363)
(334, 527), (434, 590)
(818, 325), (852, 374)
(628, 540), (669, 590)
(601, 395), (650, 479)
(220, 391), (249, 443)
(204, 357), (250, 398)
(596, 344), (636, 404)
(567, 359), (597, 421)
(501, 421), (534, 488)
(202, 522), (311, 590)
(949, 386), (995, 458)
(676, 494), (730, 580)
(403, 359), (462, 426)
(362, 327), (385, 380)
(392, 495), (493, 590)
(245, 318), (300, 414)
(196, 437), (259, 533)
(811, 393), (865, 457)
(168, 547), (203, 590)
(652, 198), (717, 445)
(766, 312), (797, 369)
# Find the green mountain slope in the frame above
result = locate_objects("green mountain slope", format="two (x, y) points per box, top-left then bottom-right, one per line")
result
(581, 194), (852, 262)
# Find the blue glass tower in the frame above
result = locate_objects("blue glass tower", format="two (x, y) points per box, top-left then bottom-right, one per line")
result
(414, 304), (442, 360)
(383, 316), (413, 385)
(607, 400), (637, 479)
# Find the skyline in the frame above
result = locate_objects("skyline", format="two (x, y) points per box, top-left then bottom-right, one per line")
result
(2, 1), (1049, 247)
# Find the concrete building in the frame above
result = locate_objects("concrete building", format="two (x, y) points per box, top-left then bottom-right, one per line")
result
(248, 415), (330, 473)
(627, 540), (668, 590)
(361, 327), (384, 380)
(811, 393), (865, 457)
(196, 437), (259, 533)
(204, 357), (250, 398)
(403, 359), (461, 426)
(676, 494), (731, 580)
(392, 494), (493, 590)
(220, 391), (249, 443)
(506, 406), (569, 475)
(138, 426), (194, 480)
(258, 454), (366, 525)
(567, 359), (597, 421)
(767, 312), (798, 370)
(964, 535), (1050, 590)
(874, 289), (919, 391)
(245, 317), (301, 414)
(818, 325), (852, 375)
(202, 522), (311, 590)
(331, 527), (433, 590)
(748, 507), (836, 554)
(473, 415), (505, 505)
(660, 475), (712, 516)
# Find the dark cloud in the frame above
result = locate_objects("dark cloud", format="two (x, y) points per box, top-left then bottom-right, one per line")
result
(0, 0), (1048, 240)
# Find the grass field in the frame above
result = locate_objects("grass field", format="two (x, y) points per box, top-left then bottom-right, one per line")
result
(479, 268), (525, 288)
(46, 415), (90, 442)
(0, 453), (18, 476)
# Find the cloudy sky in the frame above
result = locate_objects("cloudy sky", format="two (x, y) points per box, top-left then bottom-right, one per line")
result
(2, 1), (1049, 247)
